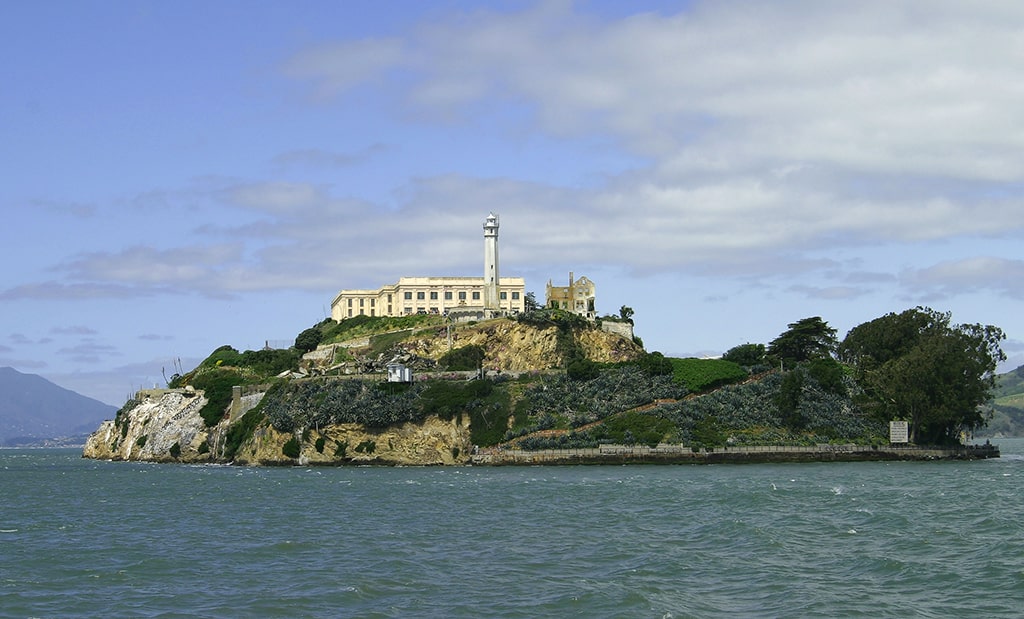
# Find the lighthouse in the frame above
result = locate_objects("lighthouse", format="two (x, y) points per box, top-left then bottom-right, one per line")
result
(483, 212), (500, 313)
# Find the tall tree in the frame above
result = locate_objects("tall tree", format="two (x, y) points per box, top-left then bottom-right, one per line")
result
(839, 307), (1005, 444)
(767, 316), (838, 365)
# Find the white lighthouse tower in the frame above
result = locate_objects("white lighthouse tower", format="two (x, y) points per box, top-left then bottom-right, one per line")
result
(483, 212), (500, 314)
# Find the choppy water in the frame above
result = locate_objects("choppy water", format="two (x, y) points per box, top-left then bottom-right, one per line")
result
(2, 441), (1023, 618)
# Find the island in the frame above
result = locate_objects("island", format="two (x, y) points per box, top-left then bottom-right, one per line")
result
(83, 213), (1006, 465)
(83, 307), (1004, 466)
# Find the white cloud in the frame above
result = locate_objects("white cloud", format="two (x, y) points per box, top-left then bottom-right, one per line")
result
(902, 257), (1024, 300)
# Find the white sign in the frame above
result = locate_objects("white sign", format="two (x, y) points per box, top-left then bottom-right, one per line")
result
(889, 421), (909, 444)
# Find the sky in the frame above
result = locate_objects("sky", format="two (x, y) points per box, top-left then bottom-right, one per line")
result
(2, 0), (1023, 406)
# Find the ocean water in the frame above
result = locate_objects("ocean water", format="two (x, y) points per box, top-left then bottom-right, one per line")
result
(2, 442), (1023, 618)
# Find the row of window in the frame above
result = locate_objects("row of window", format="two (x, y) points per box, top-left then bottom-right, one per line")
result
(398, 290), (521, 301)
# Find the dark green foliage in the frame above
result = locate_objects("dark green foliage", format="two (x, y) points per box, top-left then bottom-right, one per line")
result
(469, 398), (513, 447)
(524, 291), (540, 312)
(197, 345), (299, 377)
(768, 317), (838, 365)
(638, 351), (675, 377)
(840, 307), (1005, 444)
(421, 380), (494, 421)
(619, 305), (635, 322)
(223, 408), (264, 461)
(354, 440), (376, 454)
(135, 435), (147, 448)
(238, 349), (301, 376)
(439, 344), (486, 371)
(191, 368), (244, 427)
(282, 436), (301, 458)
(515, 366), (687, 432)
(723, 343), (766, 367)
(670, 358), (747, 392)
(169, 442), (181, 459)
(264, 378), (427, 432)
(806, 358), (847, 396)
(567, 358), (600, 381)
(691, 417), (726, 449)
(320, 314), (442, 345)
(775, 370), (806, 429)
(334, 440), (348, 458)
(294, 327), (323, 353)
(314, 436), (326, 453)
(650, 372), (884, 447)
(594, 411), (673, 447)
(200, 345), (243, 368)
(198, 441), (210, 454)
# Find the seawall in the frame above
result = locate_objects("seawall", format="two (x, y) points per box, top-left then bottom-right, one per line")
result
(470, 443), (1000, 465)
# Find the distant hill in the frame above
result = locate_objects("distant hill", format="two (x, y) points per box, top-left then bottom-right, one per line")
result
(985, 365), (1024, 437)
(0, 367), (116, 446)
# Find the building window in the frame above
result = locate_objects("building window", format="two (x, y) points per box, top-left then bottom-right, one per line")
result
(388, 294), (392, 302)
(359, 298), (364, 307)
(417, 291), (426, 300)
(458, 291), (467, 301)
(348, 309), (353, 317)
(371, 299), (375, 307)
(512, 292), (520, 300)
(388, 304), (393, 314)
(472, 291), (480, 301)
(347, 299), (352, 307)
(445, 291), (453, 300)
(500, 291), (507, 300)
(430, 291), (438, 300)
(404, 292), (413, 300)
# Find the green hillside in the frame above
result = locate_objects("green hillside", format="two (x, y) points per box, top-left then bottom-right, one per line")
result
(986, 365), (1024, 437)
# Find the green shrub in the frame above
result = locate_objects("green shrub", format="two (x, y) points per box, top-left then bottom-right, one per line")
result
(169, 442), (181, 458)
(421, 380), (493, 420)
(315, 436), (326, 453)
(567, 358), (600, 381)
(135, 435), (147, 448)
(295, 327), (323, 353)
(282, 436), (301, 458)
(670, 358), (747, 392)
(638, 352), (675, 377)
(191, 368), (244, 427)
(439, 344), (486, 371)
(334, 440), (348, 458)
(354, 439), (376, 454)
(595, 411), (673, 447)
(198, 440), (210, 454)
(223, 409), (264, 461)
(722, 343), (767, 367)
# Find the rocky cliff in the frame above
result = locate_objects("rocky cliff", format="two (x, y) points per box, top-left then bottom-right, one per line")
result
(83, 388), (213, 463)
(408, 319), (642, 369)
(83, 317), (639, 465)
(232, 416), (471, 466)
(83, 387), (471, 466)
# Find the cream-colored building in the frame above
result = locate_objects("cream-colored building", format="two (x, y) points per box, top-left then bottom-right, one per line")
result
(546, 272), (596, 319)
(331, 276), (526, 320)
(331, 213), (526, 321)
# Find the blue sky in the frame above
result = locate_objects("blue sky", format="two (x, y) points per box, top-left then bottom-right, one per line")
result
(3, 0), (1022, 406)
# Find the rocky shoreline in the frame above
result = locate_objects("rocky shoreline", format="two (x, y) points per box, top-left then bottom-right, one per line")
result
(469, 443), (1001, 465)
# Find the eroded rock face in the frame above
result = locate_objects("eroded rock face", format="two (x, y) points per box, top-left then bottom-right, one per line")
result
(83, 387), (471, 466)
(82, 390), (214, 463)
(232, 416), (472, 466)
(405, 320), (644, 370)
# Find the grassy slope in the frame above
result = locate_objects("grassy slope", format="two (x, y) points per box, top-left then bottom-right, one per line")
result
(986, 365), (1024, 437)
